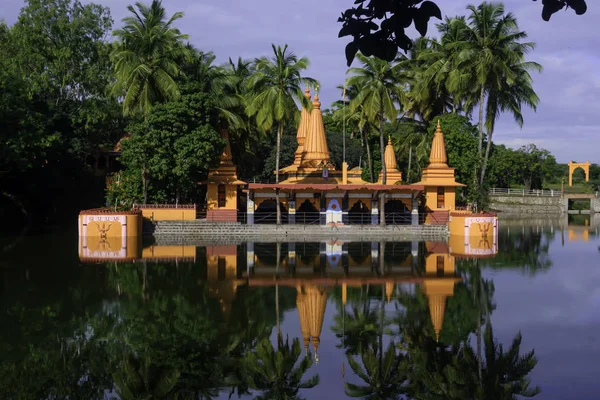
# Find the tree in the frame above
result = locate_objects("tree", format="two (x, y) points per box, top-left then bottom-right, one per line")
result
(246, 44), (317, 225)
(111, 93), (224, 205)
(347, 53), (406, 224)
(338, 0), (587, 66)
(111, 0), (190, 203)
(453, 3), (541, 185)
(0, 0), (121, 232)
(243, 336), (320, 400)
(111, 0), (189, 116)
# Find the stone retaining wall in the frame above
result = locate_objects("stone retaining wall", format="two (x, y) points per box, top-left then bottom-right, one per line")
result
(149, 221), (449, 242)
(488, 195), (564, 214)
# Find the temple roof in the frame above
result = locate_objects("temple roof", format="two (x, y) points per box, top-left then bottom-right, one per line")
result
(300, 91), (333, 170)
(297, 284), (328, 362)
(378, 137), (402, 184)
(429, 120), (448, 168)
(414, 120), (465, 188)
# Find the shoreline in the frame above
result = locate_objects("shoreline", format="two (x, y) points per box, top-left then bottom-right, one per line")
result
(148, 221), (449, 242)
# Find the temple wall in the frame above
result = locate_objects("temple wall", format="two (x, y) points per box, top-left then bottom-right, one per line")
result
(207, 184), (237, 210)
(78, 209), (142, 261)
(424, 187), (456, 211)
(425, 253), (455, 275)
(140, 208), (196, 221)
(141, 245), (196, 259)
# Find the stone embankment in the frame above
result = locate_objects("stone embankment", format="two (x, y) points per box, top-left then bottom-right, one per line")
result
(148, 221), (448, 243)
(488, 195), (563, 214)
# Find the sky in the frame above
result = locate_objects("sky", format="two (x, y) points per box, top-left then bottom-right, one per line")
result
(3, 0), (599, 163)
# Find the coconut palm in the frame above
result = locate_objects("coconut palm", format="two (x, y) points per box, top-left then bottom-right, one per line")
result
(345, 342), (407, 399)
(243, 336), (320, 400)
(111, 0), (190, 203)
(346, 53), (407, 224)
(453, 2), (541, 185)
(113, 352), (180, 399)
(246, 44), (317, 225)
(111, 0), (189, 116)
(333, 83), (376, 182)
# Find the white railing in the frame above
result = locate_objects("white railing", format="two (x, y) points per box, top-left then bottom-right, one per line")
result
(488, 188), (563, 197)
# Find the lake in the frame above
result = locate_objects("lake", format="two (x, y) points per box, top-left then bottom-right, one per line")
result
(1, 218), (599, 399)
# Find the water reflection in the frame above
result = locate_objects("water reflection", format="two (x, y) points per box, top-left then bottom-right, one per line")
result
(3, 223), (600, 399)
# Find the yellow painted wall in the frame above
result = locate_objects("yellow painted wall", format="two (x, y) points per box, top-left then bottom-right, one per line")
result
(140, 208), (196, 221)
(207, 255), (238, 280)
(207, 184), (238, 210)
(142, 245), (196, 259)
(424, 187), (456, 211)
(448, 214), (497, 237)
(79, 232), (141, 260)
(425, 253), (455, 275)
(79, 212), (142, 238)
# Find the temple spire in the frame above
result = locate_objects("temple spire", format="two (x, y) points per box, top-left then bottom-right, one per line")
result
(428, 120), (448, 168)
(292, 87), (312, 166)
(378, 136), (402, 183)
(428, 294), (447, 342)
(301, 87), (332, 168)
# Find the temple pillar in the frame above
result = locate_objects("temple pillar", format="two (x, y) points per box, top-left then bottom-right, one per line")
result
(371, 199), (379, 225)
(288, 242), (296, 267)
(342, 195), (349, 225)
(247, 242), (254, 273)
(411, 241), (419, 271)
(411, 194), (419, 225)
(319, 195), (326, 225)
(247, 195), (254, 225)
(289, 197), (296, 224)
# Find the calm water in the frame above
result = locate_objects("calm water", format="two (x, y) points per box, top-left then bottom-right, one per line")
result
(1, 219), (599, 399)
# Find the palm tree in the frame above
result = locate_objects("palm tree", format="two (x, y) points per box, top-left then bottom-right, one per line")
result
(111, 0), (190, 203)
(454, 2), (541, 185)
(111, 0), (189, 116)
(345, 343), (407, 399)
(346, 53), (406, 224)
(333, 83), (376, 182)
(113, 352), (180, 399)
(243, 336), (320, 399)
(246, 44), (317, 225)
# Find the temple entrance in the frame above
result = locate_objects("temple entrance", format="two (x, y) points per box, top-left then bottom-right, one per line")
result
(254, 199), (288, 224)
(384, 200), (410, 225)
(296, 199), (320, 224)
(568, 161), (590, 186)
(348, 200), (370, 225)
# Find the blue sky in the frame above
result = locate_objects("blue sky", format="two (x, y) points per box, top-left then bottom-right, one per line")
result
(4, 0), (599, 163)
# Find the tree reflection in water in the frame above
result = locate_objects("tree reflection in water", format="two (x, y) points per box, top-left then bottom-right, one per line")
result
(0, 228), (546, 399)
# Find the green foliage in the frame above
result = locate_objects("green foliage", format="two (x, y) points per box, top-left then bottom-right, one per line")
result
(487, 144), (557, 190)
(338, 0), (585, 66)
(110, 93), (224, 205)
(110, 0), (190, 116)
(0, 0), (123, 231)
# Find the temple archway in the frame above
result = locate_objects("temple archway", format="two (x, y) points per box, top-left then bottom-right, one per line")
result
(384, 199), (410, 225)
(254, 199), (288, 224)
(568, 161), (590, 186)
(348, 200), (370, 225)
(296, 199), (320, 224)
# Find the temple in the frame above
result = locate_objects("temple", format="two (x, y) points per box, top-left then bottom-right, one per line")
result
(204, 87), (465, 225)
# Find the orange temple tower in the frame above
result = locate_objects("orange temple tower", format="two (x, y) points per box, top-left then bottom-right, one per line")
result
(204, 129), (246, 222)
(378, 137), (403, 184)
(414, 121), (465, 224)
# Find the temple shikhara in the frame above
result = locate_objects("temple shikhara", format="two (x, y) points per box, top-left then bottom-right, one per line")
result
(204, 87), (464, 226)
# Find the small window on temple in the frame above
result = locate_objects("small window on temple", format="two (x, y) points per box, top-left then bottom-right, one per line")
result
(218, 184), (226, 208)
(218, 257), (226, 280)
(437, 187), (445, 209)
(436, 256), (444, 276)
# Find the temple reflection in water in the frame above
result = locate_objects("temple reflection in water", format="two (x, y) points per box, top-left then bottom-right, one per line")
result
(80, 233), (499, 346)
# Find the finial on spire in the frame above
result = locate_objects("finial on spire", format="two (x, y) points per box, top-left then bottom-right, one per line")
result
(388, 136), (392, 145)
(305, 86), (311, 99)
